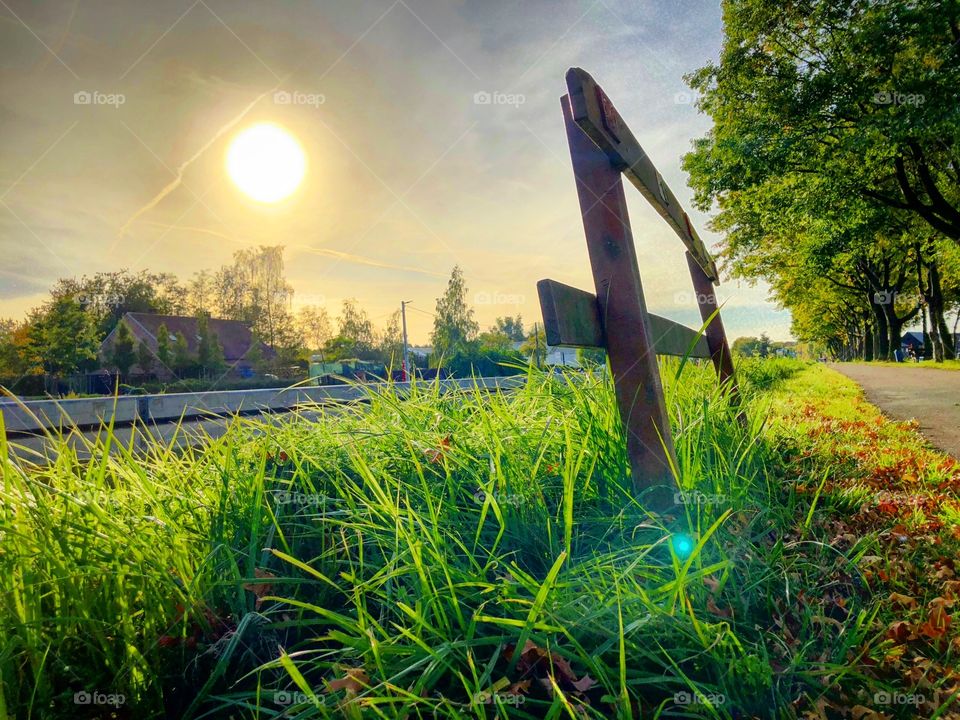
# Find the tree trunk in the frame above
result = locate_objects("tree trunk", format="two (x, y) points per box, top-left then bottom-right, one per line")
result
(927, 262), (950, 363)
(921, 304), (932, 360)
(871, 303), (888, 360)
(863, 319), (874, 361)
(884, 305), (905, 363)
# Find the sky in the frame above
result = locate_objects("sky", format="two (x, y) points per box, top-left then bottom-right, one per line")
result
(0, 0), (794, 344)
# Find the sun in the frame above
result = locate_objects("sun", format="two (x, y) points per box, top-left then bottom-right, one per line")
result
(226, 123), (306, 203)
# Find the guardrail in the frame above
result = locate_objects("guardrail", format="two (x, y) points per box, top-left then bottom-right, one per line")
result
(1, 377), (523, 435)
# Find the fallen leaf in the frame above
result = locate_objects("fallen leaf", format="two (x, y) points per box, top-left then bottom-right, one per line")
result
(889, 592), (918, 609)
(243, 568), (277, 608)
(328, 668), (370, 695)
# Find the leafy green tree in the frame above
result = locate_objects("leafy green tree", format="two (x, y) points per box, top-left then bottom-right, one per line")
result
(493, 315), (525, 342)
(431, 266), (478, 359)
(109, 322), (137, 376)
(136, 341), (153, 375)
(684, 0), (960, 245)
(156, 323), (172, 371)
(172, 332), (193, 375)
(196, 314), (226, 374)
(297, 305), (332, 353)
(26, 296), (101, 376)
(478, 330), (514, 353)
(520, 324), (547, 368)
(329, 299), (377, 361)
(52, 269), (183, 336)
(0, 319), (32, 376)
(377, 310), (404, 366)
(577, 347), (606, 366)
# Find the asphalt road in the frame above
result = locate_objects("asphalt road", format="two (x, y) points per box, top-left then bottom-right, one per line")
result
(831, 363), (960, 459)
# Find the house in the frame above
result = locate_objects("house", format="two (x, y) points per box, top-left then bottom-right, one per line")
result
(99, 312), (274, 378)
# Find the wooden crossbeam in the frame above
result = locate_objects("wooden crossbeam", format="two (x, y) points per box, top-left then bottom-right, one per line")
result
(537, 279), (711, 359)
(565, 67), (719, 283)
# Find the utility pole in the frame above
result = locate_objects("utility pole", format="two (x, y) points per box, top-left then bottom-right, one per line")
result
(534, 322), (542, 370)
(401, 300), (411, 381)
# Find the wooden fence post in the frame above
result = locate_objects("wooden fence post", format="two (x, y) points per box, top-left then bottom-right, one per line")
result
(685, 251), (739, 399)
(562, 96), (677, 508)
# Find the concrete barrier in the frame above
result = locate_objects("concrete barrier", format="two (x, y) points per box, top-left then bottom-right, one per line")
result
(1, 377), (522, 434)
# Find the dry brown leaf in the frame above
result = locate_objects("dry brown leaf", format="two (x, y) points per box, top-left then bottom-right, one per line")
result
(327, 668), (370, 695)
(243, 568), (277, 608)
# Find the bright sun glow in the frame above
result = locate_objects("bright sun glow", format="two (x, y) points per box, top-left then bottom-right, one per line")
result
(226, 123), (306, 203)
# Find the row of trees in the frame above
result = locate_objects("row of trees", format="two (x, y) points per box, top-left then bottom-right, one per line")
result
(0, 254), (545, 383)
(683, 0), (960, 361)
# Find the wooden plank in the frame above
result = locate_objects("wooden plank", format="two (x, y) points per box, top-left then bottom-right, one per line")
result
(537, 279), (710, 358)
(565, 67), (719, 282)
(561, 95), (677, 507)
(648, 314), (711, 359)
(537, 279), (604, 348)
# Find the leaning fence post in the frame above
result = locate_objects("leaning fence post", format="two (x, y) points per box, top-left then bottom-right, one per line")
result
(561, 96), (677, 508)
(685, 251), (740, 402)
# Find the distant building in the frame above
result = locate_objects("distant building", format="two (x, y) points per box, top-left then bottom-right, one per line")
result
(99, 312), (274, 378)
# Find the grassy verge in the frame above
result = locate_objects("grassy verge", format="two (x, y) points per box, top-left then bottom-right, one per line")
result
(1, 359), (958, 718)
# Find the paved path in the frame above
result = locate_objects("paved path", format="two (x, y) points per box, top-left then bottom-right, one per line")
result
(830, 363), (960, 458)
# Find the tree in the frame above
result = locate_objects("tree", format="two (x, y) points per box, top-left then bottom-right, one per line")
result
(137, 341), (153, 375)
(156, 323), (172, 371)
(212, 246), (296, 351)
(52, 269), (183, 336)
(684, 0), (960, 246)
(297, 305), (332, 353)
(0, 319), (33, 376)
(577, 347), (606, 366)
(520, 324), (547, 368)
(109, 322), (137, 376)
(196, 314), (225, 375)
(185, 269), (214, 316)
(26, 296), (101, 376)
(377, 310), (404, 366)
(478, 329), (514, 353)
(431, 266), (478, 359)
(494, 315), (525, 342)
(757, 333), (771, 359)
(172, 332), (193, 375)
(331, 299), (376, 360)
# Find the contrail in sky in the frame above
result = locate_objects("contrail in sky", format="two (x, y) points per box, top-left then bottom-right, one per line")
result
(143, 222), (443, 278)
(118, 88), (272, 239)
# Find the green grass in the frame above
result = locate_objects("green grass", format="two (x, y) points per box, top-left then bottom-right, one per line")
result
(2, 358), (953, 718)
